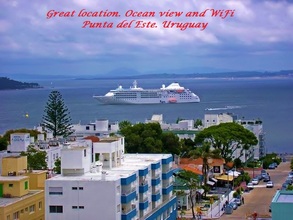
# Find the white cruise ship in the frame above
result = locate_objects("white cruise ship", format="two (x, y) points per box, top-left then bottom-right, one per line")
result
(93, 80), (200, 104)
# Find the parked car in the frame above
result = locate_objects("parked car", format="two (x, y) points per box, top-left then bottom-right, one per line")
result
(282, 183), (289, 190)
(261, 172), (268, 178)
(229, 202), (238, 210)
(263, 175), (271, 182)
(256, 174), (263, 181)
(272, 162), (278, 168)
(247, 182), (254, 189)
(268, 164), (275, 169)
(234, 198), (242, 206)
(288, 172), (293, 178)
(224, 204), (234, 214)
(252, 178), (259, 185)
(284, 179), (292, 185)
(266, 181), (274, 188)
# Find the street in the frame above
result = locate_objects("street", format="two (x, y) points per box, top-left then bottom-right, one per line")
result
(221, 162), (291, 219)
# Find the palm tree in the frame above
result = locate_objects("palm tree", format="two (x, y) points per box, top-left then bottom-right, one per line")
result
(189, 142), (222, 186)
(176, 170), (200, 219)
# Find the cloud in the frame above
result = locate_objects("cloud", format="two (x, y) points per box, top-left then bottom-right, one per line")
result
(0, 0), (292, 75)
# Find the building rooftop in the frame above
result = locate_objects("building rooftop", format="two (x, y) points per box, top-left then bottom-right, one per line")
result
(0, 190), (43, 207)
(272, 190), (293, 203)
(98, 137), (120, 143)
(47, 153), (172, 182)
(0, 175), (29, 181)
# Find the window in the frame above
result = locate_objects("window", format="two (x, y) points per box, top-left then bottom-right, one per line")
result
(24, 181), (28, 190)
(49, 206), (63, 213)
(9, 184), (13, 187)
(84, 149), (86, 157)
(7, 215), (10, 220)
(29, 205), (35, 213)
(79, 187), (83, 190)
(49, 187), (63, 195)
(79, 206), (84, 209)
(13, 211), (19, 220)
(39, 202), (42, 210)
(72, 187), (78, 190)
(72, 206), (78, 209)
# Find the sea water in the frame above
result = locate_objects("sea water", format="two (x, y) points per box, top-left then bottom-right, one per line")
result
(0, 77), (292, 153)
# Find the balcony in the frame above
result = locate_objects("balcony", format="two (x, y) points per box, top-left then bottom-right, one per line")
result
(162, 169), (173, 179)
(121, 173), (137, 185)
(139, 192), (148, 202)
(139, 184), (148, 193)
(152, 185), (161, 195)
(121, 206), (137, 220)
(152, 170), (160, 179)
(151, 192), (161, 202)
(139, 200), (149, 210)
(121, 190), (136, 203)
(151, 177), (161, 186)
(162, 185), (173, 195)
(162, 178), (172, 188)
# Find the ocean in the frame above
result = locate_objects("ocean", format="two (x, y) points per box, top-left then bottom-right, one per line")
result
(0, 77), (292, 153)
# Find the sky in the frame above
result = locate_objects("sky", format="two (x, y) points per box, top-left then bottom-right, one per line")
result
(0, 0), (293, 77)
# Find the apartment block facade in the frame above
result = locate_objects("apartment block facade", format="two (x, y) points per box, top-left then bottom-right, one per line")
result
(0, 156), (45, 220)
(45, 137), (177, 220)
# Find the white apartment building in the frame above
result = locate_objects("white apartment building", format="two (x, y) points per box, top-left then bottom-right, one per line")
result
(7, 133), (31, 153)
(204, 113), (234, 128)
(71, 119), (119, 138)
(45, 137), (177, 220)
(236, 119), (265, 159)
(203, 113), (265, 162)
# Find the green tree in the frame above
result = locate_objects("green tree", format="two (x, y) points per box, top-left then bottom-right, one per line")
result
(189, 142), (221, 187)
(179, 138), (195, 156)
(119, 120), (132, 130)
(194, 119), (203, 128)
(176, 170), (200, 219)
(161, 132), (180, 155)
(233, 158), (243, 168)
(260, 153), (281, 169)
(0, 136), (8, 151)
(120, 123), (163, 153)
(42, 90), (73, 138)
(194, 122), (258, 162)
(20, 146), (47, 170)
(53, 157), (61, 174)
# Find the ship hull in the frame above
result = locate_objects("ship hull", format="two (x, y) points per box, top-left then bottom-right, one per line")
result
(93, 96), (200, 105)
(93, 81), (200, 105)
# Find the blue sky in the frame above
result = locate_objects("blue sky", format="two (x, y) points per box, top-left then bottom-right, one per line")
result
(0, 0), (293, 76)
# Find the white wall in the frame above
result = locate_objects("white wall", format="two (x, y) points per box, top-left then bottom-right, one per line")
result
(46, 179), (121, 220)
(9, 133), (30, 152)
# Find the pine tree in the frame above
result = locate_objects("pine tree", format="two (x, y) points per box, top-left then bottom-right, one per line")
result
(42, 90), (73, 138)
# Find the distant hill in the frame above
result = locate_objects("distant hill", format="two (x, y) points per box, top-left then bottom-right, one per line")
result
(84, 70), (293, 80)
(0, 77), (42, 90)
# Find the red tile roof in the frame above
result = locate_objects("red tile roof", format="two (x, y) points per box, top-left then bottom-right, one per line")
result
(83, 136), (100, 142)
(179, 164), (203, 175)
(180, 157), (225, 166)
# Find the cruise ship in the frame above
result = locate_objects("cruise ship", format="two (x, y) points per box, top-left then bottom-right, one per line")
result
(93, 81), (200, 104)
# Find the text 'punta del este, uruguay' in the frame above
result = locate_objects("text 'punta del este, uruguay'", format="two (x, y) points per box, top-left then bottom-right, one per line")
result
(46, 8), (235, 31)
